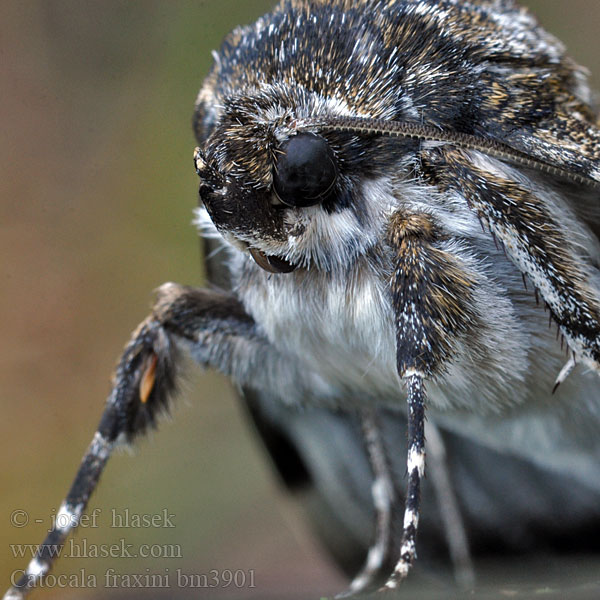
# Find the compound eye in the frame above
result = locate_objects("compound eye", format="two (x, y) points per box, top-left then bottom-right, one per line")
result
(273, 133), (337, 207)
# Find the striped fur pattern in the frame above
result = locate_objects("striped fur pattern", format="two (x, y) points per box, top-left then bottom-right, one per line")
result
(427, 147), (600, 373)
(384, 211), (472, 588)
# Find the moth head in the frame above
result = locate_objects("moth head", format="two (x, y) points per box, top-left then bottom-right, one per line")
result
(193, 87), (400, 273)
(195, 120), (338, 221)
(193, 84), (597, 275)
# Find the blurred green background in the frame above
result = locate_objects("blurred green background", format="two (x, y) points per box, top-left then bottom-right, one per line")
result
(1, 1), (599, 599)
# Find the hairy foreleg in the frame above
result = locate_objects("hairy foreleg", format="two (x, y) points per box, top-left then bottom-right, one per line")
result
(3, 283), (275, 600)
(425, 147), (600, 384)
(383, 211), (478, 590)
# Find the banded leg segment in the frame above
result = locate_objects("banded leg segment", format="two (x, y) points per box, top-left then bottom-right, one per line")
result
(4, 284), (258, 600)
(384, 212), (477, 589)
(387, 375), (426, 587)
(343, 407), (399, 596)
(4, 434), (113, 600)
(424, 147), (600, 380)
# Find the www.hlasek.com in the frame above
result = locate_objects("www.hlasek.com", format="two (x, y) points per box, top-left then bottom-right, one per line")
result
(9, 507), (256, 589)
(10, 537), (182, 560)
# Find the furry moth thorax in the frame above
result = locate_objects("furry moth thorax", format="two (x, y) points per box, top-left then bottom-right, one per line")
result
(192, 0), (600, 381)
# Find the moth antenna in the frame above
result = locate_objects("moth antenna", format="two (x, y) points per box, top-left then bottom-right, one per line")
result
(303, 116), (600, 191)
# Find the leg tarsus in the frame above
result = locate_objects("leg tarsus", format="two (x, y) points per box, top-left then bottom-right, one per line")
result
(382, 374), (425, 591)
(340, 407), (399, 597)
(425, 420), (474, 589)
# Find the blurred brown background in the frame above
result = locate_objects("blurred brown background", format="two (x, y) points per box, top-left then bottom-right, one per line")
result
(1, 2), (599, 599)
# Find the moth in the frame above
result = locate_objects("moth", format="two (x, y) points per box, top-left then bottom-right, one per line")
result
(5, 0), (600, 597)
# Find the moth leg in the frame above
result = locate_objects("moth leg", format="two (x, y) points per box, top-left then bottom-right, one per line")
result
(382, 212), (478, 590)
(340, 407), (399, 596)
(4, 283), (265, 600)
(384, 374), (426, 589)
(425, 420), (474, 589)
(424, 147), (600, 385)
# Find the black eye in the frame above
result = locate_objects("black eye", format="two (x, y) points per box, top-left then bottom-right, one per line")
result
(273, 133), (337, 207)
